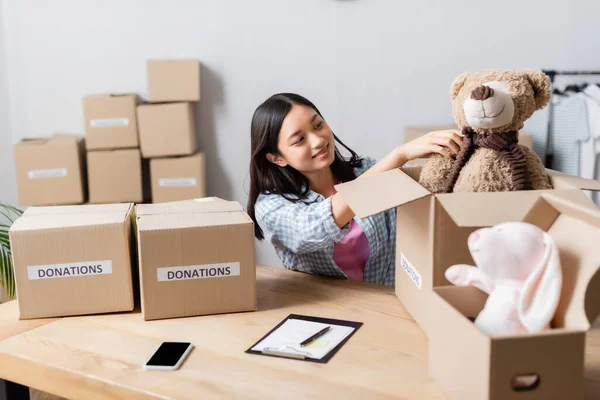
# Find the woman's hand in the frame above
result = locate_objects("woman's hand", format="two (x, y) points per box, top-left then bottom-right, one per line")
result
(399, 129), (463, 161)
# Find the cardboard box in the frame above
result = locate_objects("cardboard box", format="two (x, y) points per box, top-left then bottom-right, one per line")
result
(135, 197), (256, 320)
(83, 94), (139, 150)
(13, 134), (86, 206)
(150, 152), (206, 203)
(428, 191), (600, 399)
(336, 166), (600, 334)
(147, 59), (200, 102)
(9, 203), (135, 319)
(136, 102), (197, 158)
(87, 149), (143, 204)
(403, 125), (534, 165)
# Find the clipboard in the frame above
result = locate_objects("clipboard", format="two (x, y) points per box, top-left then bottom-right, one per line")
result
(245, 314), (363, 363)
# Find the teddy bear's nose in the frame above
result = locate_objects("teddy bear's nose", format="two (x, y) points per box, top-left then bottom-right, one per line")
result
(471, 85), (494, 101)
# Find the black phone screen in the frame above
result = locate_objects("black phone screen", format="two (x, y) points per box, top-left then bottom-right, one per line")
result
(146, 342), (191, 367)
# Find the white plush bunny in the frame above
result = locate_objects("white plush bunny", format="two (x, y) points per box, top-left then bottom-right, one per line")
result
(445, 221), (562, 337)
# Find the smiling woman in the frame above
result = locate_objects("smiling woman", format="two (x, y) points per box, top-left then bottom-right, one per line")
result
(246, 93), (461, 285)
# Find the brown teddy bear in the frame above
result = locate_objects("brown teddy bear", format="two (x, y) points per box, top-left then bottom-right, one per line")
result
(418, 70), (553, 193)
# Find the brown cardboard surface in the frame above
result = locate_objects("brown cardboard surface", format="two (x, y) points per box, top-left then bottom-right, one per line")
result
(428, 194), (600, 399)
(135, 198), (256, 320)
(434, 191), (549, 227)
(13, 134), (86, 206)
(136, 102), (197, 158)
(87, 149), (143, 204)
(429, 287), (492, 399)
(147, 59), (200, 102)
(9, 203), (135, 319)
(335, 168), (430, 218)
(83, 94), (139, 150)
(546, 168), (600, 191)
(136, 197), (242, 216)
(150, 153), (205, 203)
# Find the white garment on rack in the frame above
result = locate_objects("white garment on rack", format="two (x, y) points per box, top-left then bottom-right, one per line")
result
(523, 104), (549, 161)
(547, 94), (589, 177)
(583, 85), (600, 205)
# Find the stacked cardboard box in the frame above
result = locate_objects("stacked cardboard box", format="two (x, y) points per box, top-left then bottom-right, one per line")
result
(83, 94), (143, 203)
(138, 60), (206, 202)
(13, 134), (87, 206)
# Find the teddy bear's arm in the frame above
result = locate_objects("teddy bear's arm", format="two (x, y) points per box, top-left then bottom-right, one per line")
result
(518, 145), (552, 190)
(418, 154), (455, 193)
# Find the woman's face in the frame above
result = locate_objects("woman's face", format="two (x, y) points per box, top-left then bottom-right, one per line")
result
(267, 104), (335, 174)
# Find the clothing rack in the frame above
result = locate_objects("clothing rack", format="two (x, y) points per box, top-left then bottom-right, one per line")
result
(541, 69), (600, 168)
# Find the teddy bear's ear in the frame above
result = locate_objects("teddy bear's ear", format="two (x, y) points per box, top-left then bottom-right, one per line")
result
(450, 72), (469, 100)
(525, 70), (552, 110)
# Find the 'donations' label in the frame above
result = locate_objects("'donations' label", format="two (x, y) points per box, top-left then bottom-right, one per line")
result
(90, 118), (129, 128)
(157, 262), (241, 282)
(27, 260), (113, 280)
(28, 168), (67, 179)
(158, 178), (197, 187)
(400, 253), (422, 289)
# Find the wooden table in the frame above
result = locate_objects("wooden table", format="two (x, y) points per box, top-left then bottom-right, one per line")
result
(0, 266), (599, 399)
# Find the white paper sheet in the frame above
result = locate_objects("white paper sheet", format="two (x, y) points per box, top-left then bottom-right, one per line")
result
(251, 319), (355, 360)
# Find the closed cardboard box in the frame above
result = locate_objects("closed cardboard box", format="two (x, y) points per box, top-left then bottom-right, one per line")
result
(147, 59), (200, 102)
(9, 203), (136, 319)
(136, 198), (256, 320)
(87, 149), (143, 204)
(150, 152), (206, 203)
(336, 166), (600, 334)
(13, 134), (86, 206)
(83, 94), (139, 150)
(429, 192), (600, 399)
(137, 102), (197, 158)
(403, 125), (534, 165)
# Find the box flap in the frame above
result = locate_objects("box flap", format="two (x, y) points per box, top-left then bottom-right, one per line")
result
(546, 168), (600, 191)
(84, 93), (137, 100)
(523, 193), (600, 331)
(22, 203), (132, 216)
(335, 168), (430, 218)
(136, 197), (242, 216)
(434, 191), (544, 227)
(15, 138), (50, 147)
(50, 133), (83, 143)
(136, 210), (252, 231)
(16, 134), (82, 147)
(11, 203), (133, 232)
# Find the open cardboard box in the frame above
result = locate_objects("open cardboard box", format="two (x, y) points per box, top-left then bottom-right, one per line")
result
(428, 191), (600, 399)
(336, 165), (600, 334)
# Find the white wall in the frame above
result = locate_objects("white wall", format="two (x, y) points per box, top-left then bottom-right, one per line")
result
(0, 0), (17, 207)
(2, 0), (600, 267)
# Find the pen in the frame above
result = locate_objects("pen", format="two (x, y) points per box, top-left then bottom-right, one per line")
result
(300, 326), (331, 347)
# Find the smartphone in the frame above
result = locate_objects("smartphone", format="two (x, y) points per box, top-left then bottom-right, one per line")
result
(143, 342), (193, 371)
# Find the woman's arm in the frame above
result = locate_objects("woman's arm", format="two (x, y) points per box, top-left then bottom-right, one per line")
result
(331, 129), (462, 227)
(256, 194), (350, 255)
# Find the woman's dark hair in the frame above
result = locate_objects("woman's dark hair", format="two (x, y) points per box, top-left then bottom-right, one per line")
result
(247, 93), (363, 240)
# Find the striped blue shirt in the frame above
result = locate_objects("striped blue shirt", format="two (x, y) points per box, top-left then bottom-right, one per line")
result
(255, 157), (396, 286)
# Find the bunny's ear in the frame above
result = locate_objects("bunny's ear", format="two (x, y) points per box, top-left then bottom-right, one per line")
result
(518, 232), (563, 333)
(445, 264), (495, 294)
